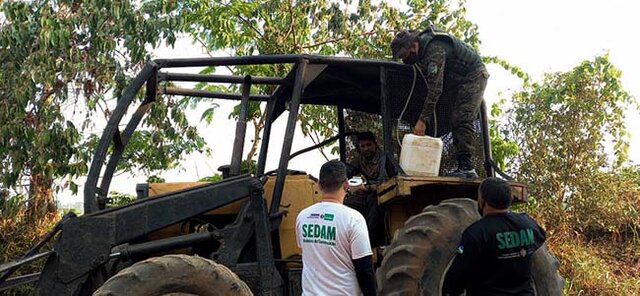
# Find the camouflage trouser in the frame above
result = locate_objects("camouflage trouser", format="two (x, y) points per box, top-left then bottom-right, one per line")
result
(451, 68), (488, 164)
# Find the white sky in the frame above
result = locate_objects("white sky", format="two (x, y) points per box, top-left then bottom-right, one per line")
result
(468, 0), (640, 162)
(58, 0), (640, 204)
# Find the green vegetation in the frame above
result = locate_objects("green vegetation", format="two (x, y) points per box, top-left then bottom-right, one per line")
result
(0, 194), (59, 295)
(179, 0), (481, 160)
(107, 191), (136, 208)
(0, 0), (206, 221)
(1, 1), (638, 295)
(505, 55), (640, 295)
(0, 1), (203, 293)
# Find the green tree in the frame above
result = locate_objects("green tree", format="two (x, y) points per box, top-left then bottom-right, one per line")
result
(494, 54), (640, 295)
(488, 99), (520, 172)
(0, 0), (206, 219)
(106, 191), (136, 208)
(180, 0), (482, 163)
(508, 54), (638, 238)
(147, 175), (166, 184)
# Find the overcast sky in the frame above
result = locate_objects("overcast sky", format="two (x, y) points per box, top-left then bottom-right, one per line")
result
(465, 0), (639, 161)
(58, 0), (640, 204)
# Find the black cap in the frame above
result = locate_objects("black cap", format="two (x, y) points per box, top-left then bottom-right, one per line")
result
(391, 29), (419, 59)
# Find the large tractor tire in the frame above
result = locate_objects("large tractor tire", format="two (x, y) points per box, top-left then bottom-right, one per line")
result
(93, 254), (252, 296)
(531, 244), (565, 295)
(376, 198), (563, 295)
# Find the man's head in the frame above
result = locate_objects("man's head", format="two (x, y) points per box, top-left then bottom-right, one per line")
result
(477, 177), (513, 216)
(391, 29), (421, 64)
(318, 160), (348, 196)
(356, 131), (378, 160)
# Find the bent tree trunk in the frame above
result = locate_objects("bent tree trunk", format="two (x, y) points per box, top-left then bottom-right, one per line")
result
(27, 173), (56, 220)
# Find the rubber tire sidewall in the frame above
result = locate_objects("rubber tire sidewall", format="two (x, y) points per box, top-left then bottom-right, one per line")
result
(377, 198), (563, 295)
(377, 198), (480, 295)
(93, 254), (252, 296)
(532, 244), (565, 296)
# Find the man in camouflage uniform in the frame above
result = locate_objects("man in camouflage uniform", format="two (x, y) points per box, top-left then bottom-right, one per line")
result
(391, 25), (489, 179)
(344, 131), (397, 246)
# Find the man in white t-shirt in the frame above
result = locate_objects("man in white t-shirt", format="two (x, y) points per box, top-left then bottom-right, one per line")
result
(296, 160), (377, 296)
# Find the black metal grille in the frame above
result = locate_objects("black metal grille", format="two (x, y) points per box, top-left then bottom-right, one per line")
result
(391, 120), (486, 177)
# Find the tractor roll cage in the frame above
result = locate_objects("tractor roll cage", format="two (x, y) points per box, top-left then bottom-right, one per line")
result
(84, 54), (498, 214)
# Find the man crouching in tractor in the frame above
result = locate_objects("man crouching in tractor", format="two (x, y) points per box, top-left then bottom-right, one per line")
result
(344, 131), (397, 247)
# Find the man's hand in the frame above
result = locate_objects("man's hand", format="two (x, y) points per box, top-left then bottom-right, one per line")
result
(414, 119), (427, 136)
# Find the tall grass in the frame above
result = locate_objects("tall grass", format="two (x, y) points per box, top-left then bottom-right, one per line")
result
(524, 169), (640, 295)
(548, 234), (640, 295)
(1, 194), (59, 295)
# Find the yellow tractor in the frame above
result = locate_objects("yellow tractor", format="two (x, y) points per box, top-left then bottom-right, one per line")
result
(0, 55), (562, 295)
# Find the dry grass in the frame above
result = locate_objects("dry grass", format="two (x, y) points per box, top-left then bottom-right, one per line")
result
(521, 169), (640, 296)
(544, 227), (640, 295)
(0, 206), (59, 295)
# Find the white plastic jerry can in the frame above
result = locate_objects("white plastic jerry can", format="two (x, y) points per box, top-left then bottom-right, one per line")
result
(399, 134), (443, 176)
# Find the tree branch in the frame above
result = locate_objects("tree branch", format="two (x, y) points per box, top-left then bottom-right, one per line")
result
(194, 36), (214, 57)
(246, 106), (266, 162)
(311, 129), (330, 160)
(236, 13), (264, 39)
(211, 0), (264, 39)
(286, 0), (296, 50)
(302, 30), (376, 49)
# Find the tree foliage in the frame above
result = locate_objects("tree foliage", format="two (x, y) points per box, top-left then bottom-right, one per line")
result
(488, 99), (520, 171)
(492, 54), (640, 295)
(179, 0), (481, 162)
(0, 0), (206, 218)
(508, 54), (638, 241)
(106, 191), (136, 208)
(511, 54), (633, 193)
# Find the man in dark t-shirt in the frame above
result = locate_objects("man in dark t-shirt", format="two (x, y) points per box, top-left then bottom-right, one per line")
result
(443, 177), (547, 295)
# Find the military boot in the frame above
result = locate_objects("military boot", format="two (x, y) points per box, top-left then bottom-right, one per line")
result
(447, 154), (478, 179)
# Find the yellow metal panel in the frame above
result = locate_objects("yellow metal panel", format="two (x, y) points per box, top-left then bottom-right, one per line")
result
(388, 203), (410, 240)
(148, 182), (209, 197)
(381, 176), (529, 241)
(145, 182), (248, 245)
(378, 176), (528, 205)
(145, 176), (323, 259)
(377, 178), (400, 205)
(148, 182), (248, 215)
(263, 175), (322, 259)
(146, 182), (208, 242)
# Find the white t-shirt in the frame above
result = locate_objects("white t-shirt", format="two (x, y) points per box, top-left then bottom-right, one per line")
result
(296, 201), (372, 296)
